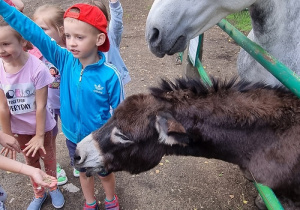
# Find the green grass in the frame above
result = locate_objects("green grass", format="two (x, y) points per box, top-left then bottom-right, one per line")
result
(225, 10), (252, 34)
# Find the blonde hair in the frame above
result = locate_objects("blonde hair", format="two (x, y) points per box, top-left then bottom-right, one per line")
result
(0, 17), (33, 50)
(32, 4), (65, 44)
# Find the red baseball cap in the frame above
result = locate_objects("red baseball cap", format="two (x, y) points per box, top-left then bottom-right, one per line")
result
(64, 3), (110, 52)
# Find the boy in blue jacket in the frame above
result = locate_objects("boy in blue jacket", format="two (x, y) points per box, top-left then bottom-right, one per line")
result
(0, 1), (124, 209)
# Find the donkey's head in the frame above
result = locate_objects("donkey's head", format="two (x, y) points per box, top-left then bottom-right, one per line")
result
(74, 93), (190, 176)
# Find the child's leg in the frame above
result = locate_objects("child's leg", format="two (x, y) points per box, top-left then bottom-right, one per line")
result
(66, 139), (95, 204)
(16, 134), (45, 197)
(80, 172), (96, 203)
(0, 185), (7, 202)
(52, 113), (59, 156)
(41, 130), (56, 178)
(53, 111), (68, 185)
(41, 129), (65, 208)
(99, 173), (116, 201)
(65, 138), (80, 177)
(99, 173), (119, 209)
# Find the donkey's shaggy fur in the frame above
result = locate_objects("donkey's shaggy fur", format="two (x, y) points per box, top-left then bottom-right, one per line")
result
(75, 78), (300, 207)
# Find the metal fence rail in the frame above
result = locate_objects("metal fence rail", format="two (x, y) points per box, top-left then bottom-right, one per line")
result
(217, 19), (300, 97)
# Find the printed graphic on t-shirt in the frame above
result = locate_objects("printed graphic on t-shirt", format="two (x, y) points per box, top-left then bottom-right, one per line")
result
(3, 83), (36, 115)
(45, 61), (60, 89)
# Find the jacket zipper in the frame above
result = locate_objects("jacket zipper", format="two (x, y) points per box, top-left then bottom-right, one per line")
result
(79, 68), (84, 82)
(77, 68), (84, 141)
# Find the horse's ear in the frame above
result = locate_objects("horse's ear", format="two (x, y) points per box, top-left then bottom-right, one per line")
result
(155, 112), (189, 146)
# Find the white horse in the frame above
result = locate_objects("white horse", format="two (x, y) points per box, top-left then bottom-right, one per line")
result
(145, 0), (300, 86)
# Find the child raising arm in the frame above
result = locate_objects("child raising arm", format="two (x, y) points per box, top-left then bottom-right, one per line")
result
(101, 0), (131, 86)
(0, 1), (124, 209)
(0, 14), (65, 209)
(4, 0), (24, 11)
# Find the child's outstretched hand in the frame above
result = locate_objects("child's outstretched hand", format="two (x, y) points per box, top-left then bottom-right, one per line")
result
(0, 132), (20, 160)
(23, 135), (46, 157)
(1, 148), (17, 160)
(31, 167), (57, 188)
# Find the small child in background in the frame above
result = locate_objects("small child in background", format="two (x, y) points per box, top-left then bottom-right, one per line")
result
(4, 0), (24, 11)
(0, 17), (65, 210)
(0, 1), (124, 209)
(0, 132), (57, 210)
(99, 0), (131, 86)
(28, 4), (69, 185)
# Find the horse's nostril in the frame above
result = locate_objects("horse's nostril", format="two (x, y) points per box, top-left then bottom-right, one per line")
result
(149, 28), (160, 44)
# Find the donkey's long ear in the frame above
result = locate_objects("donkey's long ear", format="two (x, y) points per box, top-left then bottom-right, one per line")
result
(111, 127), (134, 146)
(155, 112), (189, 146)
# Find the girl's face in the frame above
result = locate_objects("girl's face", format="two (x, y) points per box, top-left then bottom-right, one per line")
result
(34, 16), (64, 46)
(50, 68), (56, 76)
(0, 26), (27, 64)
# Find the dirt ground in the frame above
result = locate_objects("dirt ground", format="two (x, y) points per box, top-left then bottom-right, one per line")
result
(0, 0), (259, 209)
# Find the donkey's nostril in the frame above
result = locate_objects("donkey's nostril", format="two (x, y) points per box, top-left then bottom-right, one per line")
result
(74, 154), (81, 161)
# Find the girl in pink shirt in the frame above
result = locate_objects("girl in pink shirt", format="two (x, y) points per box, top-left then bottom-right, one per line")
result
(4, 0), (24, 12)
(0, 17), (64, 209)
(29, 4), (70, 186)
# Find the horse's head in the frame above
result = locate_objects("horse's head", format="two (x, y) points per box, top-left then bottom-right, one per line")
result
(145, 0), (256, 57)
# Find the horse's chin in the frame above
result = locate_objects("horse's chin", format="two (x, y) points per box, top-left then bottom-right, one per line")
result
(169, 35), (188, 54)
(149, 47), (166, 58)
(149, 36), (188, 58)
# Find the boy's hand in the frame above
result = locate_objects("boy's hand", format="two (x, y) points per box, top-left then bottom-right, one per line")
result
(23, 135), (46, 157)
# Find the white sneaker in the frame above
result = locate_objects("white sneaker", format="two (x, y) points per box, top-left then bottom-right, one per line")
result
(57, 163), (68, 186)
(73, 168), (80, 177)
(0, 201), (5, 210)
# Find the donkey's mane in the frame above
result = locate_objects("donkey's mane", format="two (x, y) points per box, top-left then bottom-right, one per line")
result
(149, 77), (297, 129)
(150, 77), (287, 100)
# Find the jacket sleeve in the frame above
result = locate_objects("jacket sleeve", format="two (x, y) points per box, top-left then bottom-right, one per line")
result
(0, 0), (69, 73)
(108, 71), (125, 111)
(108, 0), (123, 48)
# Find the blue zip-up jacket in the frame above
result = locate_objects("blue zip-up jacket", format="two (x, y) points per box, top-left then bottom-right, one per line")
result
(0, 0), (125, 143)
(105, 0), (131, 85)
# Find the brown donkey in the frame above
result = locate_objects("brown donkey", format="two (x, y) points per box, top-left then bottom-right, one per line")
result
(75, 78), (300, 208)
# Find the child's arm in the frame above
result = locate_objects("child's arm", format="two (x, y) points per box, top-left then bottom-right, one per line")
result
(0, 0), (68, 71)
(0, 89), (17, 159)
(10, 0), (24, 11)
(0, 90), (13, 136)
(0, 155), (57, 188)
(108, 0), (124, 48)
(108, 72), (124, 111)
(22, 86), (48, 157)
(0, 132), (20, 153)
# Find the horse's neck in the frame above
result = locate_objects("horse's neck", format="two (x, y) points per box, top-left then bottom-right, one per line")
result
(250, 0), (300, 46)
